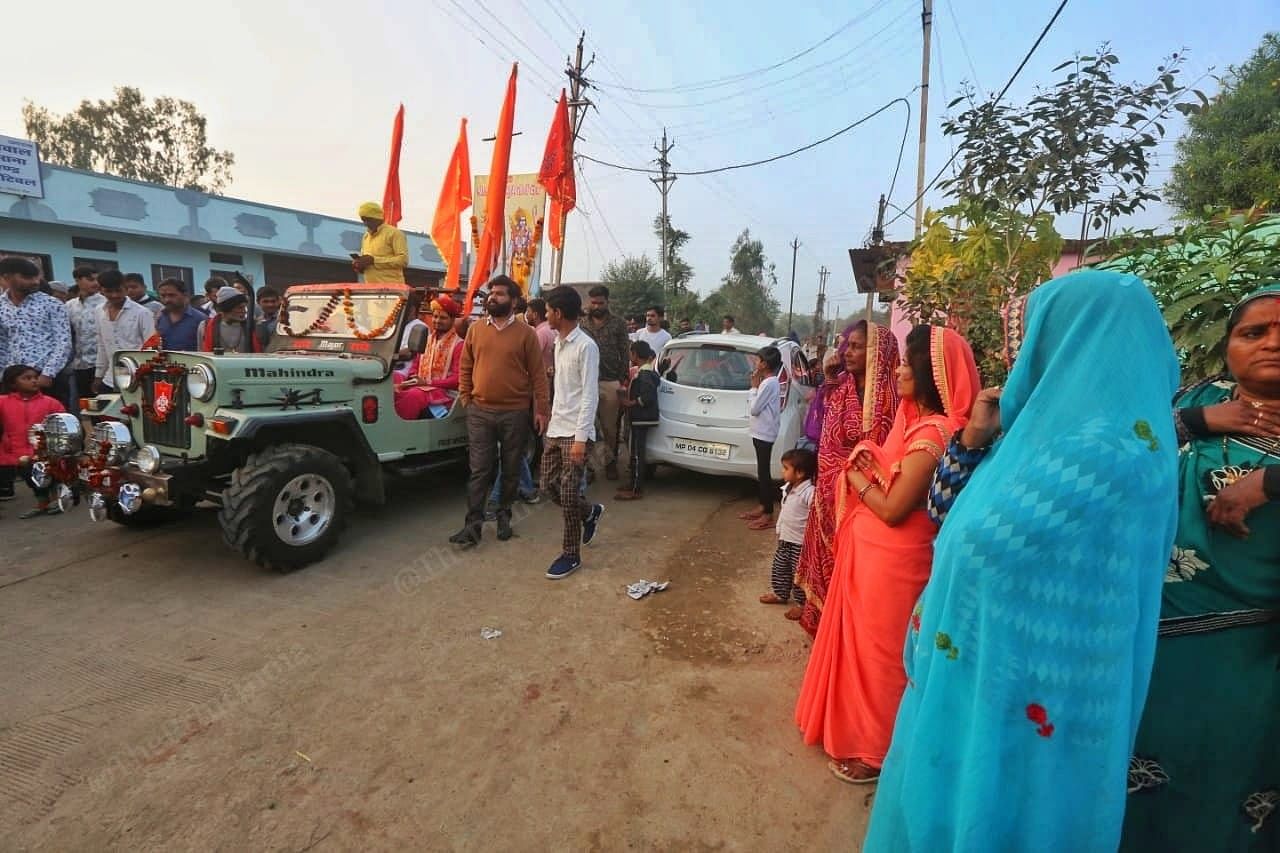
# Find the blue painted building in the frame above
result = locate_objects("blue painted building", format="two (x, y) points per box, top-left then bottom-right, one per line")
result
(0, 163), (466, 292)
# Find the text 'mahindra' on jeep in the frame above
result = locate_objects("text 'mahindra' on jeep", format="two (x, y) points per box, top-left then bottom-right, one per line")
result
(28, 282), (468, 571)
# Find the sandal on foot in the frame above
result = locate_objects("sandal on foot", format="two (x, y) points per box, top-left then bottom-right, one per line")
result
(828, 759), (880, 785)
(20, 506), (59, 520)
(784, 605), (804, 621)
(759, 592), (787, 605)
(746, 516), (774, 530)
(737, 508), (765, 520)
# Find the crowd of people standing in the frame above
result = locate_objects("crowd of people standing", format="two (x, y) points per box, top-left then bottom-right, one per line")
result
(766, 268), (1279, 851)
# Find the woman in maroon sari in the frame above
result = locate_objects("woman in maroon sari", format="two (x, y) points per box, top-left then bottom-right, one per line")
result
(789, 321), (899, 633)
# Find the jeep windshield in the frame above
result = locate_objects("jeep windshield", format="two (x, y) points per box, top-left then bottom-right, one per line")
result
(278, 293), (403, 340)
(660, 343), (755, 391)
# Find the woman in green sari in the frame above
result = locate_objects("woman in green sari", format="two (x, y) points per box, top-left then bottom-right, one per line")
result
(1121, 283), (1280, 851)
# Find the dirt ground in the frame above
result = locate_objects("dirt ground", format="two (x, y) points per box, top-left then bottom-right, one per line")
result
(1, 467), (871, 851)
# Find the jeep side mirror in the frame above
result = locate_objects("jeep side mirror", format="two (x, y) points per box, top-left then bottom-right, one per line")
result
(406, 324), (429, 354)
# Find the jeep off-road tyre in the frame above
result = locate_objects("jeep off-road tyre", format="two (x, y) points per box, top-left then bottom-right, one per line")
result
(219, 444), (352, 572)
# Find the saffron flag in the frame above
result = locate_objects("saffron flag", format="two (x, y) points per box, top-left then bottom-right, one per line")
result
(538, 89), (576, 252)
(431, 118), (473, 294)
(465, 64), (517, 314)
(382, 104), (405, 227)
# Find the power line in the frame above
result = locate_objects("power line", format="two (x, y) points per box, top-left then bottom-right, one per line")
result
(943, 0), (982, 89)
(577, 164), (625, 256)
(474, 0), (568, 82)
(579, 95), (913, 177)
(593, 0), (903, 94)
(884, 0), (1071, 229)
(598, 7), (916, 111)
(437, 0), (564, 97)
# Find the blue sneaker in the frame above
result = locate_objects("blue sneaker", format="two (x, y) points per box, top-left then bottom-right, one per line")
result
(582, 503), (605, 546)
(545, 553), (581, 580)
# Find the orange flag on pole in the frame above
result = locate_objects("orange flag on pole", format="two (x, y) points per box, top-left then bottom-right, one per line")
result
(465, 63), (517, 314)
(382, 104), (405, 227)
(431, 118), (473, 293)
(538, 89), (576, 252)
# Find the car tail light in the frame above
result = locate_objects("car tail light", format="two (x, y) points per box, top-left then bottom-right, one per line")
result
(361, 395), (379, 424)
(120, 403), (140, 416)
(210, 417), (237, 436)
(184, 414), (205, 427)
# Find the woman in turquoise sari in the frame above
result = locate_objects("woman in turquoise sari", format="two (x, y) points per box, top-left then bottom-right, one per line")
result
(864, 270), (1182, 851)
(1120, 282), (1280, 851)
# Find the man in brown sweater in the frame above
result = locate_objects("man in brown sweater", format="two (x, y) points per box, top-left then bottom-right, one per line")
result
(450, 276), (550, 547)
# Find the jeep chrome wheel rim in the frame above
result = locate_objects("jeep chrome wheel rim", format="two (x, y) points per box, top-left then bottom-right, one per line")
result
(273, 474), (335, 546)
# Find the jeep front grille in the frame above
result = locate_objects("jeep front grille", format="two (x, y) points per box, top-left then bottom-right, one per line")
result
(141, 373), (191, 449)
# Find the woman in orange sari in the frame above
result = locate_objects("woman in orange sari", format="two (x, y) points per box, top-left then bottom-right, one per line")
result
(790, 321), (899, 633)
(795, 324), (979, 784)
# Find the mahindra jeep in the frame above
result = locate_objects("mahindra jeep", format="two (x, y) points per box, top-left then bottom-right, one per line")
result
(28, 282), (467, 571)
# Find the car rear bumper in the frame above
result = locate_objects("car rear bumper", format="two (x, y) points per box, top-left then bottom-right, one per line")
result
(645, 419), (762, 480)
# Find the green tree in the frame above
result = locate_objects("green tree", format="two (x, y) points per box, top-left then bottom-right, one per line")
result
(1100, 211), (1280, 380)
(600, 254), (664, 319)
(702, 229), (781, 334)
(23, 86), (235, 193)
(653, 214), (695, 294)
(1167, 33), (1280, 216)
(900, 46), (1198, 380)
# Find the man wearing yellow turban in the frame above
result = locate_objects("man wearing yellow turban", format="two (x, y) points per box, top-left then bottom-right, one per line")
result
(353, 201), (408, 284)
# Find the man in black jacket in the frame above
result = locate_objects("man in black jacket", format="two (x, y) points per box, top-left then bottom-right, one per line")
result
(615, 340), (661, 500)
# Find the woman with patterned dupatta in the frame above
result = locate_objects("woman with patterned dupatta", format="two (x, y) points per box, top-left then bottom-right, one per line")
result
(864, 270), (1181, 852)
(1120, 283), (1280, 852)
(795, 325), (979, 784)
(788, 321), (899, 631)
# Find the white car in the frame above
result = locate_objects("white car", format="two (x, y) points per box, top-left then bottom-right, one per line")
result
(647, 333), (815, 480)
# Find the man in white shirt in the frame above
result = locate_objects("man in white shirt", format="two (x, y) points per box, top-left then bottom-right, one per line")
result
(66, 266), (106, 400)
(632, 305), (672, 354)
(124, 272), (164, 316)
(722, 314), (738, 334)
(94, 270), (156, 392)
(540, 286), (604, 580)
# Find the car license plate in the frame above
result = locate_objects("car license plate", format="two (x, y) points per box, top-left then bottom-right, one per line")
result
(671, 437), (731, 460)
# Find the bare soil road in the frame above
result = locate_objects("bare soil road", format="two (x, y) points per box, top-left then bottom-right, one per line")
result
(0, 468), (870, 850)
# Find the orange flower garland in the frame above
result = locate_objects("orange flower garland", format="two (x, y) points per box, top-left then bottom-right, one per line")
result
(278, 293), (342, 337)
(340, 289), (406, 340)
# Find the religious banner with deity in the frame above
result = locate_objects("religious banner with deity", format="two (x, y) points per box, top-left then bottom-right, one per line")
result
(472, 172), (547, 295)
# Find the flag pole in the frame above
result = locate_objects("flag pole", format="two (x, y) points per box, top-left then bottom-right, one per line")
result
(553, 33), (591, 286)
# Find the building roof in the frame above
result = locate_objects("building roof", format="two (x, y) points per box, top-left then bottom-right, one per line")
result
(0, 163), (464, 273)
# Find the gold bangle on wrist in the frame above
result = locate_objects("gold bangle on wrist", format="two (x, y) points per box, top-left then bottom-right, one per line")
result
(858, 482), (875, 502)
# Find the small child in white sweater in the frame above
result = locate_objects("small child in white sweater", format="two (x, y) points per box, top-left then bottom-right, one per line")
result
(759, 447), (815, 608)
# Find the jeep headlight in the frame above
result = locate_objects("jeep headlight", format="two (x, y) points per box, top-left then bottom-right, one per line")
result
(132, 444), (162, 475)
(90, 421), (134, 467)
(188, 363), (215, 401)
(113, 355), (140, 392)
(42, 413), (83, 456)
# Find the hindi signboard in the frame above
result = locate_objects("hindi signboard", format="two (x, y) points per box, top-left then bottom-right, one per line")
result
(474, 172), (547, 295)
(0, 135), (44, 198)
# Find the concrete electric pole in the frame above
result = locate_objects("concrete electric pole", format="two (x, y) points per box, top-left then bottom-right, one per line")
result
(651, 129), (676, 299)
(787, 236), (801, 334)
(913, 0), (934, 239)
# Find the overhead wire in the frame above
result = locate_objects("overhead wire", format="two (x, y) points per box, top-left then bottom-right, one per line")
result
(597, 6), (917, 111)
(883, 0), (1072, 229)
(943, 0), (982, 89)
(591, 0), (903, 95)
(577, 164), (626, 256)
(579, 95), (914, 177)
(438, 0), (564, 99)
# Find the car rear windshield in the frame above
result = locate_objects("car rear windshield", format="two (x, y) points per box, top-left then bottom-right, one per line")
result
(660, 343), (756, 390)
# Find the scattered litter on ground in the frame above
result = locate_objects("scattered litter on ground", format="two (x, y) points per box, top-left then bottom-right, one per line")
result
(295, 750), (312, 763)
(480, 627), (503, 640)
(626, 580), (670, 600)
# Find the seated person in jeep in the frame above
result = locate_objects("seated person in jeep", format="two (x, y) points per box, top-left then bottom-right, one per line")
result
(394, 294), (464, 419)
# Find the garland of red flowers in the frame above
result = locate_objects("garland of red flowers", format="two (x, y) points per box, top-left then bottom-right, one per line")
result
(340, 289), (406, 340)
(135, 352), (185, 424)
(278, 292), (342, 337)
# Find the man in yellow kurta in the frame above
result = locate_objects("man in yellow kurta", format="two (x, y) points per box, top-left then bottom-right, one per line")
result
(354, 201), (408, 284)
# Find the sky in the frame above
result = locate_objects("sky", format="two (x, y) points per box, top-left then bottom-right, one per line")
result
(4, 0), (1278, 319)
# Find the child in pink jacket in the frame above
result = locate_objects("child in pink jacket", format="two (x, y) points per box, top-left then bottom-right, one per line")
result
(0, 364), (66, 517)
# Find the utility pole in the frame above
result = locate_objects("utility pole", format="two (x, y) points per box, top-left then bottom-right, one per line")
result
(651, 128), (676, 299)
(813, 266), (829, 348)
(866, 193), (887, 323)
(786, 237), (801, 334)
(913, 0), (934, 239)
(552, 33), (594, 286)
